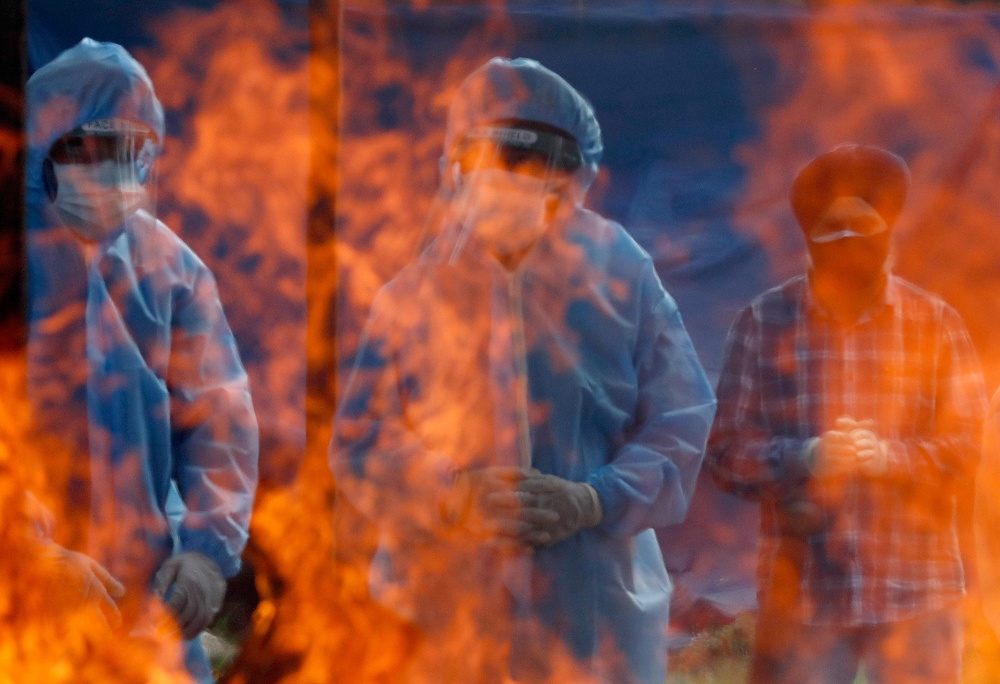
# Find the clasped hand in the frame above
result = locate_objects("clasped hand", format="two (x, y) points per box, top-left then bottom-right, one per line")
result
(811, 416), (888, 478)
(447, 467), (603, 548)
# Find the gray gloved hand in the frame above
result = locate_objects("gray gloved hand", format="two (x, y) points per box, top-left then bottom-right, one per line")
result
(42, 542), (125, 626)
(443, 466), (559, 548)
(152, 551), (226, 640)
(515, 473), (603, 547)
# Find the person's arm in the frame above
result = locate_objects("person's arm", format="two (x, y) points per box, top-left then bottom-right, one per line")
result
(586, 261), (717, 539)
(976, 388), (1000, 638)
(167, 257), (258, 579)
(706, 306), (815, 501)
(330, 289), (463, 534)
(877, 306), (985, 485)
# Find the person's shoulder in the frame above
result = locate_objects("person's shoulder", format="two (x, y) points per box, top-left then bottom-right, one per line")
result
(743, 275), (806, 325)
(568, 209), (655, 278)
(364, 259), (440, 322)
(889, 275), (938, 304)
(889, 275), (967, 327)
(377, 258), (430, 297)
(126, 212), (211, 281)
(583, 209), (648, 255)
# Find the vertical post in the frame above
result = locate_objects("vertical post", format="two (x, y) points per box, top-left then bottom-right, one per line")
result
(306, 0), (341, 481)
(0, 0), (26, 347)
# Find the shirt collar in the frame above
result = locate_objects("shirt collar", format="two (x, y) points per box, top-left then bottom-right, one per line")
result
(803, 271), (898, 324)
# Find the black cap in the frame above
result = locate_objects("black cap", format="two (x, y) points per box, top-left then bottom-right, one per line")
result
(791, 144), (910, 234)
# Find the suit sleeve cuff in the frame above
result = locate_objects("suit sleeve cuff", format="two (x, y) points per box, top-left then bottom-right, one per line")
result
(583, 483), (604, 528)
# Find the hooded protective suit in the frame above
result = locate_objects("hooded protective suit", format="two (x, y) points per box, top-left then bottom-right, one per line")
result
(26, 39), (258, 683)
(332, 58), (716, 683)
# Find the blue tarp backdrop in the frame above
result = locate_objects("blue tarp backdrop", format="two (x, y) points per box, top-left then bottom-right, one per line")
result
(29, 0), (1000, 637)
(334, 2), (1000, 632)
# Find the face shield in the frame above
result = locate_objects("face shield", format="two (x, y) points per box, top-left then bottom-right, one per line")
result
(42, 118), (158, 243)
(447, 121), (583, 264)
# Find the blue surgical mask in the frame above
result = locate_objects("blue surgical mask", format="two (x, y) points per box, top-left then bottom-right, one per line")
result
(51, 161), (147, 242)
(454, 169), (561, 257)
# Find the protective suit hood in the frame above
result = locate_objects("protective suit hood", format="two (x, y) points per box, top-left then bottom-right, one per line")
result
(24, 42), (257, 684)
(442, 57), (603, 191)
(26, 38), (164, 231)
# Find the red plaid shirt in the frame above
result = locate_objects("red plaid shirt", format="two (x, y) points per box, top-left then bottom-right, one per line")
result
(707, 274), (986, 624)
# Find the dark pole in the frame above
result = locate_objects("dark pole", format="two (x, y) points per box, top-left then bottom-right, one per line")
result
(0, 0), (26, 348)
(219, 1), (343, 680)
(307, 0), (341, 472)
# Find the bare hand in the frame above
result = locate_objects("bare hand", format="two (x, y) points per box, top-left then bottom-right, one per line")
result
(843, 418), (888, 476)
(42, 543), (124, 626)
(811, 427), (856, 479)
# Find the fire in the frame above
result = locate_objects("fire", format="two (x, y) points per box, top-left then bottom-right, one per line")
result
(729, 5), (1000, 682)
(134, 0), (631, 679)
(145, 1), (1000, 681)
(139, 0), (309, 489)
(14, 0), (1000, 681)
(0, 351), (192, 681)
(732, 5), (1000, 383)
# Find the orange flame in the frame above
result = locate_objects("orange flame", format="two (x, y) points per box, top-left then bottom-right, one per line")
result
(17, 0), (1000, 681)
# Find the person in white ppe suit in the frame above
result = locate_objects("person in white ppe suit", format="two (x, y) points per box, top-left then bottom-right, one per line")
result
(26, 39), (258, 683)
(332, 57), (717, 683)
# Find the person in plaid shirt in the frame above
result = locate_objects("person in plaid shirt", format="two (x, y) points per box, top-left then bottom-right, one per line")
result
(707, 144), (986, 683)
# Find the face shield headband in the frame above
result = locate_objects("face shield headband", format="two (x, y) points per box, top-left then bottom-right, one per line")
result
(455, 124), (584, 176)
